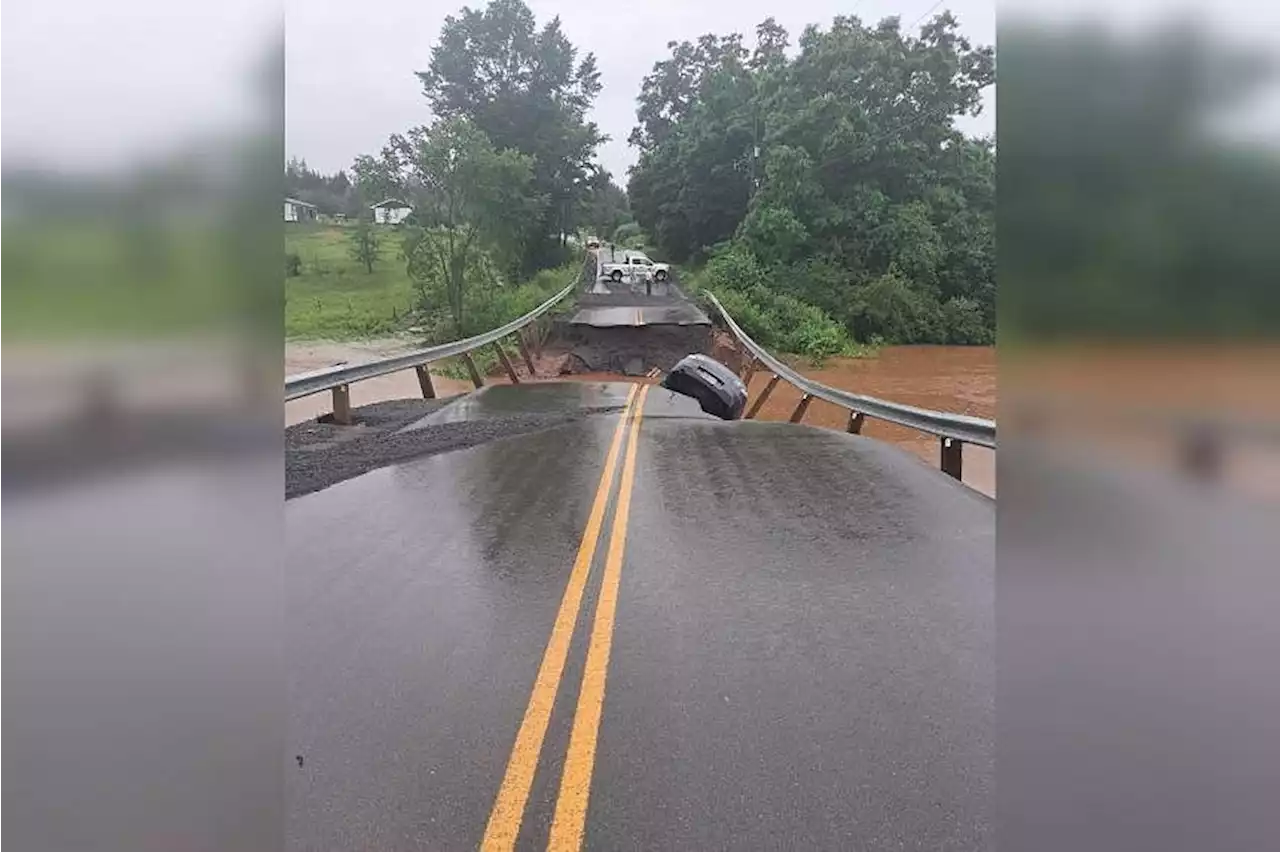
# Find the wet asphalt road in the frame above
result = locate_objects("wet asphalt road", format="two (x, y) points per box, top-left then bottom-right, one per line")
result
(287, 383), (993, 850)
(571, 272), (710, 328)
(568, 303), (710, 327)
(402, 382), (635, 428)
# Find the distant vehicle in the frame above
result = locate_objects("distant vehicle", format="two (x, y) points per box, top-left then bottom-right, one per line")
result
(585, 236), (602, 249)
(660, 354), (747, 420)
(601, 250), (670, 283)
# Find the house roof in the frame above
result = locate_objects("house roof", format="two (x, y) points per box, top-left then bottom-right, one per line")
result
(284, 197), (317, 208)
(371, 198), (411, 209)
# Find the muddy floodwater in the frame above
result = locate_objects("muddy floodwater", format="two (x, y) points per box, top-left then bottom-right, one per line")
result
(743, 346), (996, 497)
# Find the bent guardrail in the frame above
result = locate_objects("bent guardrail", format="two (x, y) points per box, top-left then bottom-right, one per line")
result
(286, 281), (576, 423)
(703, 290), (996, 480)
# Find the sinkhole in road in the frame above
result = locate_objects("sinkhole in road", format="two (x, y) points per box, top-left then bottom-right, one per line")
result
(554, 323), (718, 377)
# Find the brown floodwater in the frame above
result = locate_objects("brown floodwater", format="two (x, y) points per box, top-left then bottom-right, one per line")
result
(742, 346), (996, 497)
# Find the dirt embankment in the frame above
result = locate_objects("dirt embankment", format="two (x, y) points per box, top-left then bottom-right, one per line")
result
(556, 324), (718, 376)
(708, 329), (748, 372)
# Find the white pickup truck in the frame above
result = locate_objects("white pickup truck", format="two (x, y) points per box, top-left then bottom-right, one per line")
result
(600, 250), (670, 283)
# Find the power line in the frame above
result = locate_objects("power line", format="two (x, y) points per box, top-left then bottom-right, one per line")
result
(908, 1), (947, 29)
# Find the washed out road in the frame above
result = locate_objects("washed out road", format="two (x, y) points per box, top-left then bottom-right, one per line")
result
(287, 382), (993, 850)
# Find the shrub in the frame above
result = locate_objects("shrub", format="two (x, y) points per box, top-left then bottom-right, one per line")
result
(701, 243), (768, 292)
(697, 244), (852, 361)
(458, 262), (577, 338)
(285, 252), (301, 277)
(708, 286), (769, 341)
(765, 293), (852, 360)
(347, 218), (380, 274)
(941, 296), (994, 344)
(846, 269), (945, 344)
(789, 318), (848, 361)
(737, 204), (809, 266)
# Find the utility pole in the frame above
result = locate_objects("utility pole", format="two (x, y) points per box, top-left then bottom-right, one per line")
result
(750, 113), (761, 193)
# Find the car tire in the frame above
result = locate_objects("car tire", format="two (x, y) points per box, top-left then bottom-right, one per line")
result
(611, 270), (623, 282)
(655, 269), (668, 281)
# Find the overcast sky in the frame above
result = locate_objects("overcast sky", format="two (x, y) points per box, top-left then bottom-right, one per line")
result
(6, 1), (1277, 176)
(286, 0), (996, 180)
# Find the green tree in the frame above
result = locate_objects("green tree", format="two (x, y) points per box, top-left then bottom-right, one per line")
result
(629, 33), (749, 153)
(628, 11), (997, 345)
(348, 217), (380, 274)
(419, 0), (604, 274)
(583, 171), (631, 239)
(750, 17), (790, 71)
(354, 118), (537, 335)
(350, 153), (401, 209)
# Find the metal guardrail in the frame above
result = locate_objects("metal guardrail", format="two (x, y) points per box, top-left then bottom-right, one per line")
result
(703, 290), (997, 480)
(285, 280), (576, 422)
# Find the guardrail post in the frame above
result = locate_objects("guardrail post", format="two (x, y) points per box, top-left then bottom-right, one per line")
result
(332, 384), (352, 425)
(530, 321), (544, 357)
(846, 411), (866, 434)
(415, 365), (436, 399)
(516, 333), (537, 376)
(493, 341), (521, 384)
(745, 374), (781, 420)
(462, 353), (484, 389)
(940, 437), (963, 480)
(789, 393), (813, 424)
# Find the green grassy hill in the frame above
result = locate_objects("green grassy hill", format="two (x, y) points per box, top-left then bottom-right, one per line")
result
(286, 224), (416, 340)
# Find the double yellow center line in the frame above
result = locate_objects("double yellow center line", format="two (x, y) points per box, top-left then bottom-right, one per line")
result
(481, 383), (650, 852)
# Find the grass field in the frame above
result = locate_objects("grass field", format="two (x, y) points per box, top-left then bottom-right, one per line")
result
(287, 223), (581, 350)
(285, 224), (418, 340)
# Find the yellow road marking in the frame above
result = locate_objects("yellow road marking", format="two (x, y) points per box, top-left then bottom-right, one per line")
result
(633, 308), (642, 327)
(480, 383), (640, 852)
(547, 385), (650, 851)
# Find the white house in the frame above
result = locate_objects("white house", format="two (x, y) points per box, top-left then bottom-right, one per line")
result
(284, 197), (318, 222)
(371, 199), (412, 225)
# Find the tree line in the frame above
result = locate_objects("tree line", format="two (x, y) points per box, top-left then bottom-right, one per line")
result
(336, 0), (632, 336)
(628, 13), (996, 352)
(289, 1), (998, 352)
(285, 157), (362, 218)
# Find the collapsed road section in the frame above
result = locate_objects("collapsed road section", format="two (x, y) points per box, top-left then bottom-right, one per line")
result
(558, 272), (713, 375)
